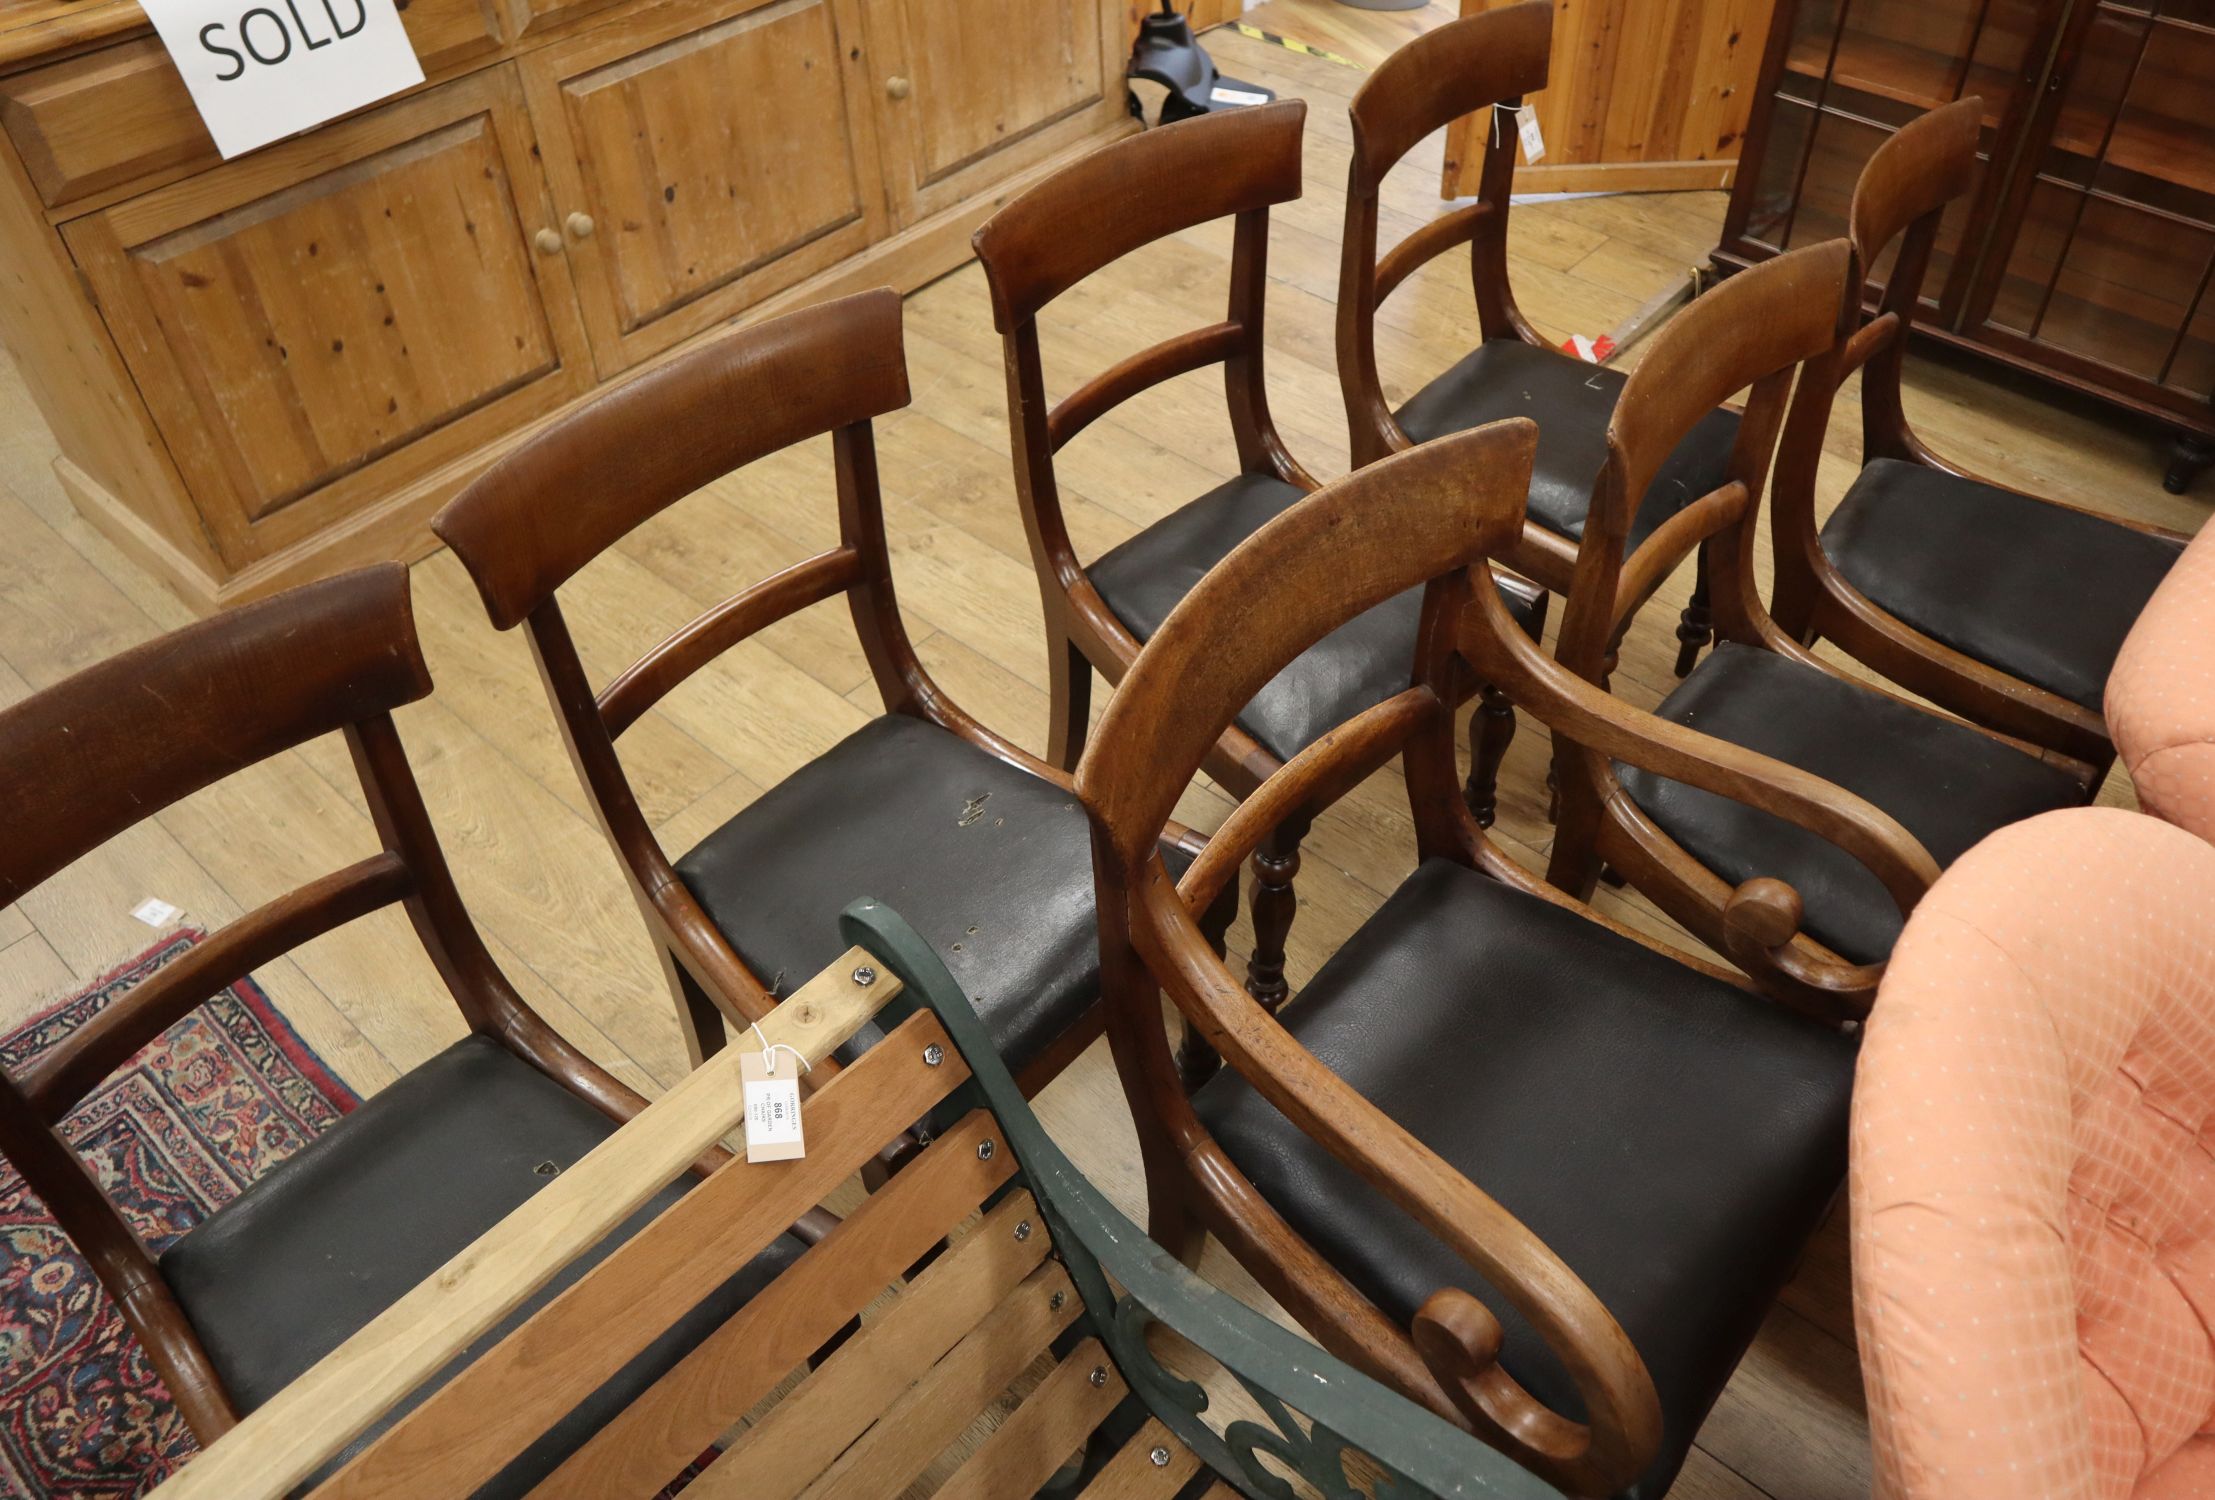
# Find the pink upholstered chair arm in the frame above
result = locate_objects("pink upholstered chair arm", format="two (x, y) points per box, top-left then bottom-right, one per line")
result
(2109, 522), (2215, 842)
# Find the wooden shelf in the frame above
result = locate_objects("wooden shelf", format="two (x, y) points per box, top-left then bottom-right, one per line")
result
(1785, 31), (2012, 124)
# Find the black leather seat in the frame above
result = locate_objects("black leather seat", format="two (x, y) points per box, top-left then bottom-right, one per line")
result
(678, 713), (1153, 1071)
(162, 1035), (802, 1498)
(1821, 458), (2182, 712)
(1089, 473), (1543, 764)
(1618, 643), (2088, 964)
(1192, 858), (1853, 1500)
(1396, 340), (1741, 551)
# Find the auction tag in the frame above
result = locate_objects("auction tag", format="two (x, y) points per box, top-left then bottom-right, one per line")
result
(1515, 104), (1546, 165)
(139, 0), (425, 159)
(131, 897), (183, 927)
(1209, 85), (1270, 107)
(740, 1050), (806, 1162)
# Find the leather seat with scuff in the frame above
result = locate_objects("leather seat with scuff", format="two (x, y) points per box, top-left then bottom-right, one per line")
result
(1821, 458), (2182, 712)
(677, 713), (1188, 1072)
(162, 1035), (803, 1498)
(1193, 857), (1855, 1500)
(1088, 472), (1544, 765)
(1618, 643), (2089, 964)
(1396, 340), (1742, 552)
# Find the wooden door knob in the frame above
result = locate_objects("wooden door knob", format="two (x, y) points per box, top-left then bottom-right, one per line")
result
(885, 76), (910, 100)
(566, 212), (596, 240)
(534, 228), (563, 255)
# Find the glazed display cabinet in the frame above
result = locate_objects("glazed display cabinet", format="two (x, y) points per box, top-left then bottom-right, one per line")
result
(1715, 0), (2215, 492)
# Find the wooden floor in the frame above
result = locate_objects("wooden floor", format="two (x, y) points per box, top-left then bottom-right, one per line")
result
(0, 19), (2202, 1500)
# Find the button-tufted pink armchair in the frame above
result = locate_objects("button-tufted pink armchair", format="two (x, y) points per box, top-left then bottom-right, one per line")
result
(1853, 806), (2215, 1499)
(2109, 521), (2215, 843)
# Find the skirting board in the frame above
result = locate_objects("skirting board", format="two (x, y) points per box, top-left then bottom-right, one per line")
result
(57, 122), (1136, 615)
(1513, 160), (1738, 194)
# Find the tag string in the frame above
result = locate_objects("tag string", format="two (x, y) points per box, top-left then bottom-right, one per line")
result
(1492, 101), (1517, 149)
(748, 1023), (813, 1077)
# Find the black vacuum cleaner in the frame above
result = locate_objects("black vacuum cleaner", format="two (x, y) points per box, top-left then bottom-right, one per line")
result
(1126, 1), (1277, 126)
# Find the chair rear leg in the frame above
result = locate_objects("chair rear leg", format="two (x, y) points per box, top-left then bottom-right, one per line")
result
(1048, 632), (1094, 771)
(1244, 811), (1314, 1011)
(1463, 684), (1517, 829)
(669, 956), (729, 1067)
(1673, 544), (1713, 677)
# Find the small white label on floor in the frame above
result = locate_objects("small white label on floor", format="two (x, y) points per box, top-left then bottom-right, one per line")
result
(740, 1050), (806, 1162)
(131, 897), (183, 928)
(1210, 85), (1270, 107)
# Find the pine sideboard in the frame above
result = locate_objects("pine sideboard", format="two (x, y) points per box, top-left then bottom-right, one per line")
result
(0, 0), (1134, 609)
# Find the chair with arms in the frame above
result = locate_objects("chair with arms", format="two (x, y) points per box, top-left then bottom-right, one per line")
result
(1076, 413), (1916, 1497)
(1768, 96), (2190, 773)
(0, 565), (811, 1497)
(434, 289), (1222, 1090)
(1336, 0), (1740, 675)
(1547, 238), (2093, 1020)
(1854, 806), (2215, 1499)
(971, 100), (1542, 1010)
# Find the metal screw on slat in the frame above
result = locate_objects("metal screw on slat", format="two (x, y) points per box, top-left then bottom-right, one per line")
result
(851, 965), (877, 987)
(1089, 1366), (1108, 1388)
(977, 1140), (996, 1160)
(923, 1043), (944, 1067)
(1150, 1447), (1171, 1467)
(1049, 1291), (1065, 1310)
(1014, 1220), (1033, 1241)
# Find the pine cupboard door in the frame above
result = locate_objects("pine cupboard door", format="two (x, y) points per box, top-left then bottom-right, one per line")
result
(521, 0), (891, 374)
(61, 69), (592, 574)
(861, 0), (1125, 228)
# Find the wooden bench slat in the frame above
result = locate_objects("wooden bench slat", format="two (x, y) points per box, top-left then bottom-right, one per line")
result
(797, 1260), (1081, 1500)
(693, 1185), (1052, 1500)
(932, 1338), (1128, 1500)
(319, 1009), (965, 1500)
(150, 950), (899, 1500)
(525, 1109), (1015, 1500)
(1074, 1420), (1203, 1500)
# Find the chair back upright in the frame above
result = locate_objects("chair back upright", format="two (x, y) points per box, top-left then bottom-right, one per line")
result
(1854, 806), (2215, 1498)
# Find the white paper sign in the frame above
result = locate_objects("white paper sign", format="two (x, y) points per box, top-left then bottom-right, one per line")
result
(140, 0), (425, 159)
(130, 897), (182, 928)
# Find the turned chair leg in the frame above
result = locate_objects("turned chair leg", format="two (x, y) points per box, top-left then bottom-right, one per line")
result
(1047, 633), (1093, 771)
(1463, 683), (1517, 829)
(1244, 811), (1314, 1011)
(1673, 544), (1713, 677)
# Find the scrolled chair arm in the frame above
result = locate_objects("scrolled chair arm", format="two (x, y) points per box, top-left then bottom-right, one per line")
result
(839, 897), (1580, 1500)
(1458, 572), (1940, 1016)
(1124, 873), (1665, 1496)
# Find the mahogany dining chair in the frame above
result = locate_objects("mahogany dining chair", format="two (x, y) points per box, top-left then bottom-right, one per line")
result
(0, 566), (815, 1497)
(971, 99), (1542, 1009)
(1076, 415), (1901, 1498)
(1767, 96), (2190, 773)
(1545, 239), (2094, 1019)
(433, 289), (1224, 1091)
(1336, 0), (1740, 675)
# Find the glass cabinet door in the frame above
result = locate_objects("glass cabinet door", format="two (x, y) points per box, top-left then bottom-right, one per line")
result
(1732, 0), (2047, 316)
(1967, 0), (2215, 404)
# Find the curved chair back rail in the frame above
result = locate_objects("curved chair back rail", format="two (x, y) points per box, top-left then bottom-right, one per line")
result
(1075, 415), (1922, 1495)
(972, 98), (1305, 332)
(0, 565), (665, 1448)
(431, 289), (1118, 1074)
(2109, 520), (2215, 842)
(146, 924), (1570, 1500)
(436, 289), (911, 633)
(1853, 807), (2215, 1498)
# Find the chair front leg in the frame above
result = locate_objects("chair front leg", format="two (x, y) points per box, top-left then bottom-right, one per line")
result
(1674, 543), (1714, 677)
(667, 952), (730, 1066)
(1244, 809), (1315, 1010)
(1463, 683), (1517, 829)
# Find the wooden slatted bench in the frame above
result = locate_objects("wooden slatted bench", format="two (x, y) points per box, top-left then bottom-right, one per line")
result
(144, 901), (1563, 1500)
